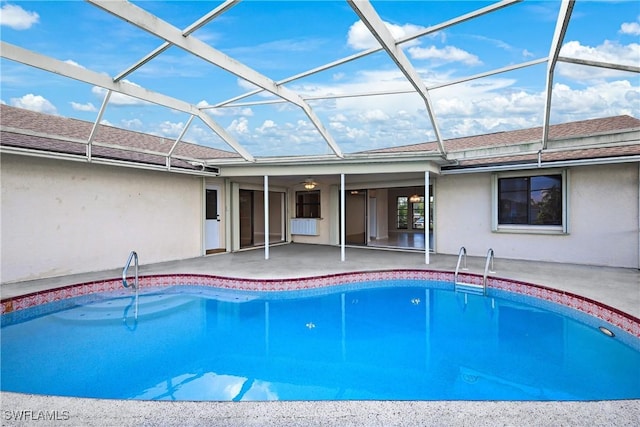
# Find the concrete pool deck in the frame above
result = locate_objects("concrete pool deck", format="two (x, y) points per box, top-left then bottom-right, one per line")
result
(1, 243), (639, 426)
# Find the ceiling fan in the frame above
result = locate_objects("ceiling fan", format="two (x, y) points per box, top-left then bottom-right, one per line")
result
(301, 178), (318, 190)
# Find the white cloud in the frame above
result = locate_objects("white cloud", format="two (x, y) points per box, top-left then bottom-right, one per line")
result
(522, 49), (535, 58)
(71, 102), (97, 112)
(407, 45), (481, 66)
(329, 113), (348, 122)
(561, 40), (639, 65)
(358, 109), (389, 123)
(157, 121), (184, 137)
(332, 72), (346, 81)
(347, 20), (425, 50)
(0, 3), (39, 30)
(10, 94), (57, 114)
(620, 16), (640, 36)
(121, 118), (143, 130)
(227, 117), (250, 135)
(257, 120), (277, 134)
(92, 80), (151, 106)
(620, 22), (640, 35)
(551, 80), (640, 120)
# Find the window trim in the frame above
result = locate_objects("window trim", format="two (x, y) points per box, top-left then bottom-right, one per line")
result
(491, 169), (568, 234)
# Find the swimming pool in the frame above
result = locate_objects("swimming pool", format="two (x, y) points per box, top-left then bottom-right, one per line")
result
(2, 271), (639, 401)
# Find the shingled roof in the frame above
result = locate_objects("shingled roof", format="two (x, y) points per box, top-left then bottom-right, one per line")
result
(366, 115), (640, 154)
(1, 105), (639, 171)
(0, 104), (241, 171)
(364, 114), (640, 168)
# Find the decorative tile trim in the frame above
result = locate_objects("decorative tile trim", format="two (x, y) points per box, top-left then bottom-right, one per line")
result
(2, 270), (638, 338)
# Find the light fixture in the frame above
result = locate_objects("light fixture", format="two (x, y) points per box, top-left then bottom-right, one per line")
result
(303, 178), (317, 190)
(409, 194), (421, 203)
(599, 326), (615, 337)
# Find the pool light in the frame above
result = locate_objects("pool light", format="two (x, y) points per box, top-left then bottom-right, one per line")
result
(598, 326), (615, 337)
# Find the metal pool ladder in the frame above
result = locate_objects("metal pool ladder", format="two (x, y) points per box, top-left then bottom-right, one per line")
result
(122, 251), (139, 322)
(454, 247), (495, 296)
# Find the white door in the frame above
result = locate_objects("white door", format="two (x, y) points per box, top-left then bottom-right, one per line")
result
(205, 187), (222, 253)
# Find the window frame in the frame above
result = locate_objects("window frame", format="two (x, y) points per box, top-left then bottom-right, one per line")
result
(411, 196), (425, 230)
(295, 190), (321, 219)
(397, 196), (408, 229)
(491, 169), (568, 234)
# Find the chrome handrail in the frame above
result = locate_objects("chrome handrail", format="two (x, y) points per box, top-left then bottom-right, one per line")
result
(122, 251), (139, 322)
(454, 246), (467, 284)
(122, 251), (138, 290)
(483, 248), (495, 291)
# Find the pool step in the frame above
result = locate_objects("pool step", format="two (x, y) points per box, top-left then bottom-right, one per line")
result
(454, 282), (485, 296)
(51, 293), (196, 323)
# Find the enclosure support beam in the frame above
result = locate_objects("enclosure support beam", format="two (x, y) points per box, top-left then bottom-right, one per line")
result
(541, 0), (575, 150)
(341, 173), (346, 262)
(264, 175), (270, 260)
(348, 0), (446, 157)
(87, 90), (111, 162)
(425, 171), (430, 265)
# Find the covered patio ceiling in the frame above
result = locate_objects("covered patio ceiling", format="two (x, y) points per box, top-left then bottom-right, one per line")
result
(1, 0), (638, 163)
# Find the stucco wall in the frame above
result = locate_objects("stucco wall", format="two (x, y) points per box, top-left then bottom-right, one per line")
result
(435, 163), (639, 268)
(290, 183), (333, 245)
(1, 155), (203, 283)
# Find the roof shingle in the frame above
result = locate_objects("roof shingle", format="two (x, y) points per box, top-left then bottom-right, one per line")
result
(0, 105), (241, 169)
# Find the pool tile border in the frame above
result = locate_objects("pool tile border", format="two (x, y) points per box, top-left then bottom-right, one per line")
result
(2, 269), (639, 338)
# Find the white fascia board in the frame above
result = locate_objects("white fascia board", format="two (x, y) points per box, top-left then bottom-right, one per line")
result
(348, 0), (446, 156)
(216, 159), (442, 178)
(0, 41), (254, 162)
(0, 146), (220, 177)
(441, 155), (640, 175)
(87, 0), (343, 159)
(546, 128), (640, 150)
(208, 151), (445, 167)
(446, 141), (543, 161)
(444, 129), (640, 162)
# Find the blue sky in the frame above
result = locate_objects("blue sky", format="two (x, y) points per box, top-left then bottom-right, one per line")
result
(1, 0), (638, 157)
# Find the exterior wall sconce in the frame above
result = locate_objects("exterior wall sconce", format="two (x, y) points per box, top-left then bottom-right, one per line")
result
(409, 194), (421, 203)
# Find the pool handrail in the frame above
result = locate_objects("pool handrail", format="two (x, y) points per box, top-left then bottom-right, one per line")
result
(122, 250), (138, 290)
(455, 247), (495, 296)
(483, 248), (495, 289)
(122, 250), (139, 322)
(454, 246), (467, 284)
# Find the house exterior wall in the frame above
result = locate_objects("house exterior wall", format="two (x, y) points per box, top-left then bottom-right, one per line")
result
(1, 155), (203, 283)
(290, 183), (333, 245)
(370, 188), (389, 240)
(435, 163), (639, 268)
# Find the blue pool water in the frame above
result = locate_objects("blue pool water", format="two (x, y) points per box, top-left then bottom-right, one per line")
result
(2, 280), (639, 401)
